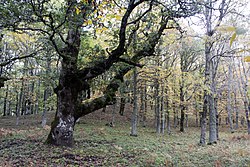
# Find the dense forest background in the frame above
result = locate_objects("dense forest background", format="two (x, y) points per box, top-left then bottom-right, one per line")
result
(0, 0), (250, 166)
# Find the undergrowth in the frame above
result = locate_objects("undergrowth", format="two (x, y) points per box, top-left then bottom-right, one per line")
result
(0, 112), (249, 167)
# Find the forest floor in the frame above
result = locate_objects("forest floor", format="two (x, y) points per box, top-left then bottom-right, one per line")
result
(0, 104), (250, 167)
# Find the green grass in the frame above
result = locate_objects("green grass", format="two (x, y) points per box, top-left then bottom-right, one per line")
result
(0, 112), (250, 166)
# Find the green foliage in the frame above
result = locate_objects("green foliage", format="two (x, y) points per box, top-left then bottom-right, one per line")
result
(78, 33), (106, 68)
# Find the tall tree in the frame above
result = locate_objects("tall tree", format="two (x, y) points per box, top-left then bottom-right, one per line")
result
(130, 67), (138, 136)
(179, 40), (200, 132)
(200, 0), (231, 145)
(1, 0), (199, 146)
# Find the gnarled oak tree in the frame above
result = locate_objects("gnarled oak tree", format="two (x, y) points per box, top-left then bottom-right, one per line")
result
(1, 0), (199, 146)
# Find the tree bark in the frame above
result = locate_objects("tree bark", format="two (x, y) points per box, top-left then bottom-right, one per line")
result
(234, 91), (238, 129)
(209, 83), (217, 144)
(155, 78), (161, 133)
(119, 97), (126, 116)
(46, 28), (81, 146)
(16, 80), (24, 126)
(3, 85), (8, 116)
(226, 61), (234, 133)
(160, 89), (165, 134)
(173, 102), (178, 128)
(35, 78), (41, 114)
(166, 88), (171, 135)
(130, 67), (138, 136)
(180, 82), (185, 132)
(200, 94), (208, 145)
(142, 82), (147, 127)
(46, 2), (171, 146)
(215, 98), (219, 140)
(42, 87), (50, 128)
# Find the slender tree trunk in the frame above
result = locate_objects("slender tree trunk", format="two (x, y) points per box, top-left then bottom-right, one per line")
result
(142, 82), (147, 127)
(160, 89), (165, 134)
(239, 58), (250, 134)
(155, 78), (161, 134)
(241, 116), (245, 126)
(173, 102), (178, 128)
(185, 114), (188, 128)
(180, 71), (185, 132)
(140, 88), (144, 122)
(166, 90), (171, 135)
(16, 80), (24, 126)
(131, 67), (138, 136)
(35, 78), (40, 114)
(7, 100), (11, 116)
(119, 97), (126, 116)
(246, 105), (250, 134)
(42, 56), (52, 127)
(167, 111), (171, 135)
(29, 67), (35, 115)
(30, 80), (35, 114)
(15, 92), (18, 117)
(195, 100), (199, 127)
(215, 97), (219, 140)
(227, 61), (234, 133)
(42, 88), (49, 128)
(3, 85), (8, 116)
(110, 103), (116, 127)
(234, 92), (238, 129)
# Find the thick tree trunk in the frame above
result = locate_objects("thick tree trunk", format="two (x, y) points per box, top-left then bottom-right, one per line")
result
(46, 29), (80, 146)
(45, 3), (170, 146)
(209, 92), (217, 144)
(200, 92), (208, 145)
(46, 76), (78, 146)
